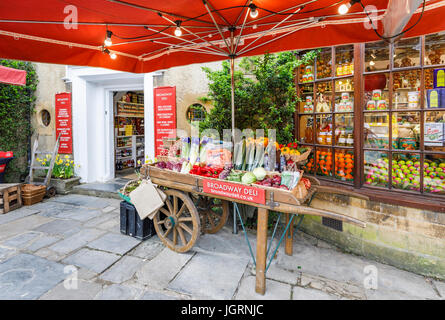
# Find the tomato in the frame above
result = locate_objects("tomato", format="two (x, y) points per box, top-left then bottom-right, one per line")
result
(301, 177), (311, 190)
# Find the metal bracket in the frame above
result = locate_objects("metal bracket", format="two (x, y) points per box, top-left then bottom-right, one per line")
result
(192, 178), (202, 193)
(266, 191), (279, 209)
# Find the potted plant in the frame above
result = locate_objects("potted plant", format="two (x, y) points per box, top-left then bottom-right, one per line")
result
(34, 154), (81, 194)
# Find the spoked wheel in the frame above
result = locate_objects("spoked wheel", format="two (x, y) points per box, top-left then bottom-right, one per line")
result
(153, 189), (200, 253)
(193, 195), (229, 234)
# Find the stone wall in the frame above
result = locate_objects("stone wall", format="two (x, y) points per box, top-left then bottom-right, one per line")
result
(154, 61), (222, 135)
(300, 192), (445, 280)
(32, 63), (69, 152)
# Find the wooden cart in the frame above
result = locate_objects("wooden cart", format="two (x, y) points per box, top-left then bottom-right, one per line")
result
(141, 164), (366, 295)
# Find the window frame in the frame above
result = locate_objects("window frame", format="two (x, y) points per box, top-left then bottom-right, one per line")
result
(295, 34), (445, 210)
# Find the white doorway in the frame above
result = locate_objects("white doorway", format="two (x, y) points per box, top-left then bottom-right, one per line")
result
(66, 67), (155, 183)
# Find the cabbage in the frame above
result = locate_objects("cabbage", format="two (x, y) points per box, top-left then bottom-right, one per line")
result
(252, 167), (267, 181)
(241, 172), (257, 184)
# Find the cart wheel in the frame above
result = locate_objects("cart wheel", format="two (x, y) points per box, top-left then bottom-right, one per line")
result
(154, 189), (200, 253)
(46, 187), (56, 198)
(194, 195), (229, 234)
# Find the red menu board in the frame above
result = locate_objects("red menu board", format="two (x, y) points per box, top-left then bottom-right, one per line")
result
(154, 86), (176, 156)
(202, 179), (266, 205)
(55, 92), (73, 154)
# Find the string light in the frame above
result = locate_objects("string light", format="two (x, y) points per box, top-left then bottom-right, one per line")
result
(104, 30), (113, 46)
(103, 48), (117, 59)
(338, 0), (360, 15)
(249, 3), (259, 18)
(174, 21), (182, 37)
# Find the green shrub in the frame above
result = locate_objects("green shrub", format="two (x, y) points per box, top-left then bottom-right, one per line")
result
(0, 60), (38, 182)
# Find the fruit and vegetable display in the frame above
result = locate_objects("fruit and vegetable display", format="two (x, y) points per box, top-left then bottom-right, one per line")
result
(151, 136), (312, 192)
(364, 155), (445, 193)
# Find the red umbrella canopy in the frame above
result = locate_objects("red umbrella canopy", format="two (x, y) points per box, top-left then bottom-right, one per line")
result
(0, 0), (444, 73)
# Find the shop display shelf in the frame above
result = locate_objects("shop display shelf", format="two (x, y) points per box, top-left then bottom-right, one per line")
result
(117, 101), (144, 107)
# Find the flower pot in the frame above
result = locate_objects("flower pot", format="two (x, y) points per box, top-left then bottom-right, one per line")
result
(33, 176), (81, 195)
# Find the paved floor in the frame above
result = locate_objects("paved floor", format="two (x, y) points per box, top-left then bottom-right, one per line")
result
(0, 194), (443, 300)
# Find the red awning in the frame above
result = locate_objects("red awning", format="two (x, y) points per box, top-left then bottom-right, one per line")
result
(0, 65), (26, 85)
(0, 0), (444, 73)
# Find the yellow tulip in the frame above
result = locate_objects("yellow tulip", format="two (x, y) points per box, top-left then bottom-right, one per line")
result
(64, 155), (70, 159)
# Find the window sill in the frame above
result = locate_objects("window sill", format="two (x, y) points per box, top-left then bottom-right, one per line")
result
(315, 179), (445, 213)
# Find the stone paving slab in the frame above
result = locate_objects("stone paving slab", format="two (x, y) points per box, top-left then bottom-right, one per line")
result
(135, 248), (194, 289)
(49, 228), (106, 255)
(168, 252), (249, 300)
(95, 284), (142, 300)
(36, 203), (79, 218)
(33, 219), (82, 237)
(365, 288), (425, 300)
(49, 194), (111, 209)
(1, 231), (41, 249)
(26, 235), (61, 252)
(0, 215), (52, 242)
(129, 240), (164, 260)
(235, 275), (291, 300)
(87, 233), (140, 255)
(99, 256), (144, 283)
(0, 208), (39, 225)
(140, 289), (185, 300)
(62, 248), (121, 273)
(0, 253), (66, 300)
(276, 233), (439, 300)
(82, 214), (116, 229)
(0, 247), (15, 262)
(39, 279), (103, 300)
(433, 280), (445, 299)
(55, 208), (102, 222)
(292, 286), (339, 300)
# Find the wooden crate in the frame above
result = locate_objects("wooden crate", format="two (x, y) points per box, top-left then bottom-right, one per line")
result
(0, 183), (23, 214)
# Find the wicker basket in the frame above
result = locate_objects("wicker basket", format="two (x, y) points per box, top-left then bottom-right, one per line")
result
(21, 184), (46, 206)
(118, 179), (142, 204)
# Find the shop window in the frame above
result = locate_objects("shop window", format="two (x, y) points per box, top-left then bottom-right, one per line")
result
(425, 33), (445, 66)
(394, 37), (421, 68)
(186, 104), (207, 122)
(296, 34), (445, 200)
(365, 41), (390, 72)
(40, 109), (51, 127)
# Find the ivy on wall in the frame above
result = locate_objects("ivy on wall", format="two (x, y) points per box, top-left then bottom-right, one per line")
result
(0, 60), (38, 182)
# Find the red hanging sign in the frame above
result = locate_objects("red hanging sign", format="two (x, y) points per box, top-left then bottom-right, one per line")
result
(55, 92), (73, 154)
(202, 179), (266, 205)
(154, 86), (176, 156)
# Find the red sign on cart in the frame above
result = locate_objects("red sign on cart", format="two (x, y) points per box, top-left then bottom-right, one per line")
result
(55, 92), (73, 154)
(202, 179), (266, 205)
(154, 86), (176, 156)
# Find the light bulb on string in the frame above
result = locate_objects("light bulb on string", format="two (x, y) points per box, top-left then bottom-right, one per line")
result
(338, 3), (351, 15)
(110, 52), (117, 60)
(174, 27), (182, 37)
(174, 21), (182, 37)
(249, 4), (259, 18)
(338, 0), (360, 15)
(104, 30), (113, 47)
